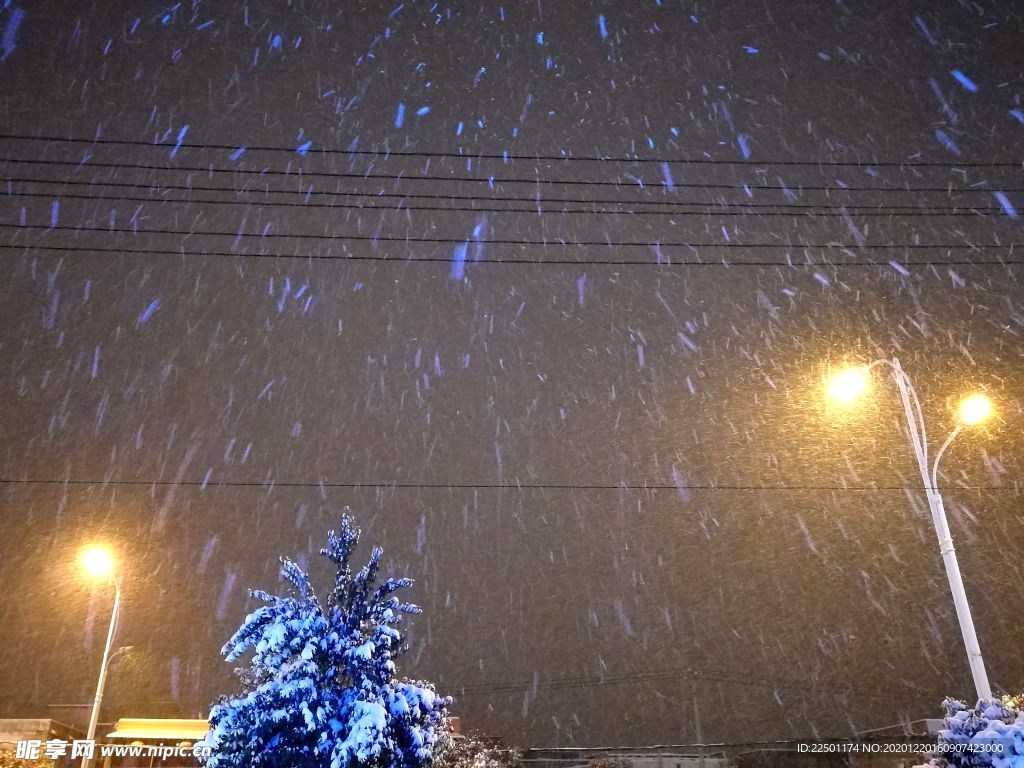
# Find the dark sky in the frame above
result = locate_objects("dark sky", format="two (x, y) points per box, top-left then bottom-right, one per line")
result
(1, 0), (1023, 749)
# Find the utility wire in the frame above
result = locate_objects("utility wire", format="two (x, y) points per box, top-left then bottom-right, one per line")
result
(1, 133), (1020, 167)
(3, 157), (1022, 193)
(9, 164), (1017, 206)
(0, 478), (1009, 492)
(7, 160), (1013, 201)
(445, 664), (911, 701)
(4, 222), (1020, 250)
(520, 739), (937, 754)
(1, 243), (1021, 267)
(2, 187), (1012, 218)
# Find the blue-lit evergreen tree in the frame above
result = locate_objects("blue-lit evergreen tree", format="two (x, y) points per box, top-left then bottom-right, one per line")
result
(204, 514), (448, 768)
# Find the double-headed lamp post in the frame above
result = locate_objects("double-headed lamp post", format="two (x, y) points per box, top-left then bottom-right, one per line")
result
(828, 358), (993, 703)
(81, 548), (121, 768)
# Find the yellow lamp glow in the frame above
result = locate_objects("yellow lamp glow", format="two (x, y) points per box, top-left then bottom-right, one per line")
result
(829, 369), (868, 402)
(960, 395), (990, 425)
(83, 548), (113, 576)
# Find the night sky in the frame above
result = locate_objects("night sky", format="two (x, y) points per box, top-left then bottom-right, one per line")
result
(1, 0), (1023, 749)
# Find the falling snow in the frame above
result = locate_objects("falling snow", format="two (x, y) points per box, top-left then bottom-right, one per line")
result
(0, 0), (1022, 755)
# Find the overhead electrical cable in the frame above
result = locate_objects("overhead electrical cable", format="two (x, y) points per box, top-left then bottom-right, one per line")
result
(3, 222), (1019, 251)
(3, 156), (1020, 194)
(2, 186), (1013, 218)
(0, 478), (1010, 492)
(1, 133), (1019, 167)
(1, 243), (1020, 267)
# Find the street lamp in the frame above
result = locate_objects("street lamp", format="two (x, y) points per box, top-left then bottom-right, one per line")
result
(81, 548), (121, 768)
(827, 358), (993, 703)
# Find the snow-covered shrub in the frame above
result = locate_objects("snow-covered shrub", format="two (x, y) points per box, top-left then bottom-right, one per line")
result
(1005, 696), (1024, 713)
(0, 753), (56, 768)
(432, 730), (523, 768)
(913, 697), (1024, 768)
(204, 514), (449, 768)
(587, 757), (632, 768)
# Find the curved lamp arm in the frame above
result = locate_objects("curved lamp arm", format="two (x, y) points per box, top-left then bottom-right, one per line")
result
(900, 369), (929, 463)
(932, 425), (964, 493)
(873, 358), (931, 476)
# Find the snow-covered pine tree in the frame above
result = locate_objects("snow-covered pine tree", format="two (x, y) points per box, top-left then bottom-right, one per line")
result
(204, 514), (448, 768)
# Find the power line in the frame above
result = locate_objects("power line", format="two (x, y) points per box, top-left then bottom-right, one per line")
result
(0, 478), (1008, 492)
(3, 188), (1011, 218)
(1, 133), (1020, 167)
(521, 739), (936, 754)
(4, 156), (1022, 194)
(445, 664), (910, 701)
(2, 243), (1021, 267)
(4, 222), (1020, 251)
(8, 162), (1016, 207)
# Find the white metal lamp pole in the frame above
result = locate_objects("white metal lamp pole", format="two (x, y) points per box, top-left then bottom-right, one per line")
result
(81, 550), (121, 768)
(830, 358), (992, 703)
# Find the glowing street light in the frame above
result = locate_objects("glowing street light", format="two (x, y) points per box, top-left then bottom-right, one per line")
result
(827, 359), (993, 703)
(81, 548), (121, 768)
(960, 395), (991, 425)
(82, 548), (113, 577)
(828, 369), (868, 402)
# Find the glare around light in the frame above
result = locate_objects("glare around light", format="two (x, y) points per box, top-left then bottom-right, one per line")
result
(829, 369), (868, 402)
(960, 395), (991, 425)
(83, 548), (113, 576)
